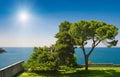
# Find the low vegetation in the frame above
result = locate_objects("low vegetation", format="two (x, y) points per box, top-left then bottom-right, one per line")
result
(16, 67), (120, 77)
(23, 46), (59, 71)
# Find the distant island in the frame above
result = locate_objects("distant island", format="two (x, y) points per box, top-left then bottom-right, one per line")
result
(0, 48), (6, 53)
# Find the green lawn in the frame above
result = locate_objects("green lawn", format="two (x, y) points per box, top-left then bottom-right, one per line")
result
(15, 67), (120, 77)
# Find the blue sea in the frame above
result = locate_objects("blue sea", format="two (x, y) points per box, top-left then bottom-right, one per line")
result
(0, 47), (120, 69)
(75, 47), (120, 64)
(0, 47), (33, 69)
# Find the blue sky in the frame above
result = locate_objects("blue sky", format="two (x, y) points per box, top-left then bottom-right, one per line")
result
(0, 0), (120, 47)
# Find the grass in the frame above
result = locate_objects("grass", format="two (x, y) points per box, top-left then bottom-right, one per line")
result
(15, 67), (120, 77)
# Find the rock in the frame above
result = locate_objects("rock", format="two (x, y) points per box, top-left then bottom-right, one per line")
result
(0, 48), (6, 53)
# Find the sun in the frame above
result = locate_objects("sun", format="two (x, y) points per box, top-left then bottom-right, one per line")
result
(18, 11), (29, 23)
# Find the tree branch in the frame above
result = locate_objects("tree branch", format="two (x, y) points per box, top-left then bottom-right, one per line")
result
(87, 43), (95, 57)
(87, 38), (96, 57)
(81, 41), (86, 56)
(95, 40), (101, 47)
(87, 40), (101, 57)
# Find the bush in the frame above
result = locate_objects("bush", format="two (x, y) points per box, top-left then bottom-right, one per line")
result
(24, 46), (59, 71)
(58, 65), (71, 71)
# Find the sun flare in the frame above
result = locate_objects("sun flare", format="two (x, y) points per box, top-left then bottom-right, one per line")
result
(18, 11), (29, 23)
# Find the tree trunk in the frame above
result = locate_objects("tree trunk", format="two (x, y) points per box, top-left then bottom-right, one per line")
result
(85, 55), (88, 73)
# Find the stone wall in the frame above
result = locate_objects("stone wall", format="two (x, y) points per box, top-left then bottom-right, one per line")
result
(0, 61), (24, 77)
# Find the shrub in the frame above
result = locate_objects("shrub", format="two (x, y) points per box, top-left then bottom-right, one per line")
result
(24, 46), (59, 71)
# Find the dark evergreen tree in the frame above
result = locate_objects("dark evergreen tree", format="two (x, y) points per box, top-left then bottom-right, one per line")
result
(55, 21), (77, 67)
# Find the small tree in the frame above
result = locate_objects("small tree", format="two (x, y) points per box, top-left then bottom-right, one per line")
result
(24, 46), (58, 71)
(69, 20), (118, 72)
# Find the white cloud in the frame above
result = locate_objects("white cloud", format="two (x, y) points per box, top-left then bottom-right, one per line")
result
(85, 39), (120, 47)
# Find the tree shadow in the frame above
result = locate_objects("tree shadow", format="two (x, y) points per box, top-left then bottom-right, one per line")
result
(13, 71), (24, 77)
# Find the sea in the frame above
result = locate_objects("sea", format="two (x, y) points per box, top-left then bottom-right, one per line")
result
(75, 47), (120, 64)
(0, 47), (33, 69)
(0, 47), (120, 69)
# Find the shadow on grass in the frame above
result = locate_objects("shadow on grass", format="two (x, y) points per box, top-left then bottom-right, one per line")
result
(15, 69), (120, 77)
(13, 71), (24, 77)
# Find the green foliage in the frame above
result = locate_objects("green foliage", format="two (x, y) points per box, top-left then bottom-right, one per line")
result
(59, 21), (72, 32)
(68, 20), (118, 72)
(58, 65), (71, 71)
(69, 20), (118, 46)
(55, 21), (77, 67)
(96, 25), (118, 40)
(24, 46), (59, 71)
